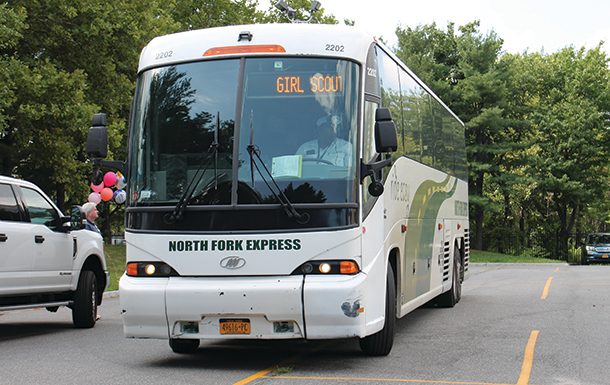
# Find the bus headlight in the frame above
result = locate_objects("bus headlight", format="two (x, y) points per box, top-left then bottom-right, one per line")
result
(291, 260), (360, 275)
(126, 262), (179, 277)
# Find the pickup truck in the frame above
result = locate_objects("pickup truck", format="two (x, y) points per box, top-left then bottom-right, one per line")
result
(0, 175), (108, 327)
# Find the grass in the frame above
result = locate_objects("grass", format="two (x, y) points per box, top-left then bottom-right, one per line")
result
(470, 249), (560, 264)
(104, 244), (126, 291)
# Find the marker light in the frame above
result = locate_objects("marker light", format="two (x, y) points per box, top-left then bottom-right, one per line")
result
(340, 261), (359, 274)
(319, 263), (332, 274)
(126, 262), (179, 277)
(203, 44), (286, 57)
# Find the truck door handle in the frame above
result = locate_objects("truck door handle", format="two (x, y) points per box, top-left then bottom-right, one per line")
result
(0, 234), (7, 242)
(35, 235), (45, 244)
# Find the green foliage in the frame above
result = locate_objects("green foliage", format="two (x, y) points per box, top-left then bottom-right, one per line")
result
(395, 20), (610, 259)
(259, 0), (338, 24)
(0, 0), (338, 239)
(470, 249), (558, 263)
(104, 244), (126, 291)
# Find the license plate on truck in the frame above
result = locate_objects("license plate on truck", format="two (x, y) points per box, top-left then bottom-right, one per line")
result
(219, 319), (251, 335)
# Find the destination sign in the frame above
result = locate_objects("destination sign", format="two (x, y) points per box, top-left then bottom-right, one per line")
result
(275, 74), (343, 94)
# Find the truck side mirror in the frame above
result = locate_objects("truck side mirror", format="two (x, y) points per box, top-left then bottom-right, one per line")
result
(70, 206), (86, 231)
(86, 113), (108, 158)
(374, 108), (398, 154)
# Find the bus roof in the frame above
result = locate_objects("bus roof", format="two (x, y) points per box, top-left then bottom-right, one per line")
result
(138, 23), (376, 73)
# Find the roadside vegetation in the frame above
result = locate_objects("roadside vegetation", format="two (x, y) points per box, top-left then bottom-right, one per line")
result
(470, 250), (559, 264)
(105, 245), (126, 291)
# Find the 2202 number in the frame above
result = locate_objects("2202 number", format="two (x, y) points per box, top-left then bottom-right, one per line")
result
(325, 44), (344, 52)
(155, 50), (173, 60)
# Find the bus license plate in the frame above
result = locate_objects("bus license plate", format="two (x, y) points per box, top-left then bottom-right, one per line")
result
(602, 254), (608, 259)
(219, 319), (251, 335)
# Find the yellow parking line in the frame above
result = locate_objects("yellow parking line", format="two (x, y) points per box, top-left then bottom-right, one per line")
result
(516, 330), (539, 385)
(540, 277), (553, 300)
(265, 375), (512, 385)
(233, 367), (274, 385)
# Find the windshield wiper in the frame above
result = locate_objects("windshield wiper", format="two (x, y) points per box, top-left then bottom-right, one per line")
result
(246, 143), (310, 224)
(165, 114), (220, 224)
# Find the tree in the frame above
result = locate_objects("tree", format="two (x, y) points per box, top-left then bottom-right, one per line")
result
(0, 4), (97, 208)
(521, 46), (610, 259)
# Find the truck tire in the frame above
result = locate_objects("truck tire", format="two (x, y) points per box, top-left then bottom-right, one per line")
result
(72, 270), (98, 328)
(359, 263), (396, 356)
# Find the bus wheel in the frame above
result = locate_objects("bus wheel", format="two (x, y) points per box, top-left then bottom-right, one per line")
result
(438, 246), (462, 307)
(169, 338), (200, 354)
(359, 264), (396, 356)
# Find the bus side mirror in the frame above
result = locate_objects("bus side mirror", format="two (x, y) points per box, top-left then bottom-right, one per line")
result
(374, 108), (398, 154)
(86, 113), (108, 158)
(360, 108), (398, 197)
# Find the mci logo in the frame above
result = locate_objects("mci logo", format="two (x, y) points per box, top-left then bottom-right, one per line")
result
(219, 256), (246, 270)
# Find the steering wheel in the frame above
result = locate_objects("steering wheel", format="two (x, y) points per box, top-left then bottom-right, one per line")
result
(302, 158), (334, 166)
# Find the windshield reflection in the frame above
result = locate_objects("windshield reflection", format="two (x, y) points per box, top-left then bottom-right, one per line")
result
(128, 57), (359, 207)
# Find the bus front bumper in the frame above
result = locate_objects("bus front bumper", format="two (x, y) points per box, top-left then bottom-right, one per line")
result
(119, 273), (370, 340)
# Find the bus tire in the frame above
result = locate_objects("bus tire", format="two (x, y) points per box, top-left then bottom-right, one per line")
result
(72, 270), (98, 328)
(359, 263), (395, 356)
(438, 246), (462, 307)
(170, 338), (200, 354)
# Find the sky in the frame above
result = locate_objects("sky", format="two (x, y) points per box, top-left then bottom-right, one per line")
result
(258, 0), (610, 54)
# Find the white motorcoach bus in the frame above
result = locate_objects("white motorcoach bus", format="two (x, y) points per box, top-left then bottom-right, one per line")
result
(90, 23), (469, 355)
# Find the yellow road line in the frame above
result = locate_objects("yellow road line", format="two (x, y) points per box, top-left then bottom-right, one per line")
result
(233, 367), (274, 385)
(517, 330), (540, 385)
(553, 267), (560, 273)
(265, 375), (512, 385)
(540, 277), (553, 300)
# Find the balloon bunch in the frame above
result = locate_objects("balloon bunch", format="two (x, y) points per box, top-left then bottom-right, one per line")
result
(89, 171), (127, 205)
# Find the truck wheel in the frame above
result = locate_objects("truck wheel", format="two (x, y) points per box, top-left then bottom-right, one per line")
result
(438, 246), (462, 307)
(170, 338), (200, 354)
(359, 263), (396, 356)
(72, 270), (98, 328)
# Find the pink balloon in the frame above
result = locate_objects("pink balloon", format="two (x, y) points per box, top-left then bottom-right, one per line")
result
(90, 181), (104, 193)
(88, 192), (101, 204)
(100, 187), (113, 202)
(103, 172), (117, 187)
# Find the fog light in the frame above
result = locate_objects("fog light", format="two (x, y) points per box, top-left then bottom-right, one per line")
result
(180, 321), (199, 334)
(302, 263), (314, 274)
(273, 321), (294, 333)
(319, 263), (332, 274)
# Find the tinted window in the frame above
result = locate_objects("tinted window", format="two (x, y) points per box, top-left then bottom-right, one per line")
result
(237, 58), (359, 204)
(21, 187), (59, 230)
(129, 59), (240, 205)
(0, 183), (21, 222)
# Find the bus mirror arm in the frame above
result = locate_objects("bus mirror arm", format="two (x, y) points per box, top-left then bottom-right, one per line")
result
(361, 157), (391, 197)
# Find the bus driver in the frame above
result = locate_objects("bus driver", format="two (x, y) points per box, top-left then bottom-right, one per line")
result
(296, 115), (352, 167)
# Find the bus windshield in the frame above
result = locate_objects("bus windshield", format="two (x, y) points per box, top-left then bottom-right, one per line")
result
(128, 57), (360, 207)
